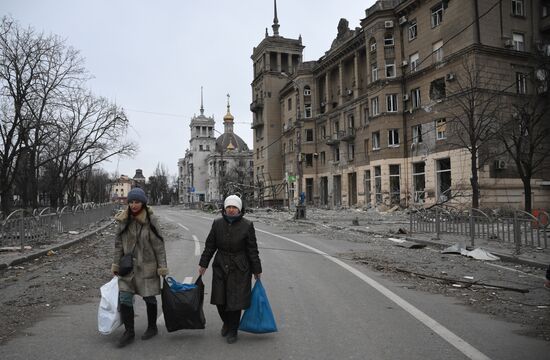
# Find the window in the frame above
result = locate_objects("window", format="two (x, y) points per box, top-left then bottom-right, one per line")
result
(199, 144), (203, 151)
(320, 125), (326, 139)
(436, 158), (452, 201)
(364, 170), (372, 206)
(304, 104), (312, 118)
(388, 129), (400, 147)
(386, 94), (398, 112)
(385, 61), (396, 78)
(305, 128), (314, 142)
(303, 86), (311, 96)
(431, 2), (444, 28)
(371, 97), (380, 116)
(206, 145), (210, 151)
(372, 131), (380, 150)
(320, 151), (326, 165)
(412, 162), (426, 203)
(305, 154), (313, 167)
(516, 72), (527, 94)
(371, 64), (379, 82)
(513, 33), (525, 51)
(410, 52), (419, 72)
(411, 88), (421, 109)
(348, 144), (355, 161)
(364, 139), (369, 159)
(433, 40), (444, 63)
(334, 147), (340, 162)
(430, 78), (446, 100)
(374, 166), (382, 204)
(384, 34), (394, 46)
(369, 39), (377, 52)
(389, 165), (400, 205)
(408, 19), (417, 40)
(287, 98), (292, 110)
(436, 118), (447, 140)
(412, 124), (423, 144)
(512, 0), (524, 16)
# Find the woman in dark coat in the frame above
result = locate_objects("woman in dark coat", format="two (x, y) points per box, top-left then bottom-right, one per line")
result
(199, 194), (262, 344)
(111, 187), (169, 348)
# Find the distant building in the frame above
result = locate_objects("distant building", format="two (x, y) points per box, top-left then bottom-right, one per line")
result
(133, 169), (146, 188)
(111, 175), (132, 203)
(178, 94), (253, 205)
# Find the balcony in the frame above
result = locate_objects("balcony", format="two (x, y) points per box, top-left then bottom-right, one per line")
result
(325, 131), (344, 146)
(341, 128), (355, 142)
(251, 117), (264, 129)
(250, 98), (264, 112)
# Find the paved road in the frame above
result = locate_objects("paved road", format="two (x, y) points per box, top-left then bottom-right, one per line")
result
(1, 208), (548, 359)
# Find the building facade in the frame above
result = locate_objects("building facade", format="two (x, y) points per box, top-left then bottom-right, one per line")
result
(251, 0), (550, 210)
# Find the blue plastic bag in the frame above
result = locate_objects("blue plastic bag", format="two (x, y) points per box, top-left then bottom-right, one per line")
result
(239, 280), (277, 333)
(166, 276), (197, 293)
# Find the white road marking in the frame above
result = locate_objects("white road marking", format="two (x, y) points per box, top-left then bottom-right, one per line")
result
(192, 235), (201, 256)
(257, 228), (492, 360)
(177, 223), (189, 231)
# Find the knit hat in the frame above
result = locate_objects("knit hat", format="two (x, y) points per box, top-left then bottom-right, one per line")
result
(127, 187), (147, 204)
(224, 195), (242, 211)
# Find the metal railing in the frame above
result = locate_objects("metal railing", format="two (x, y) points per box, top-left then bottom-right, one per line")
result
(409, 206), (549, 251)
(0, 203), (117, 250)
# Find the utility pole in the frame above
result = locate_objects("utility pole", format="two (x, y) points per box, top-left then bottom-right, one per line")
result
(295, 82), (305, 219)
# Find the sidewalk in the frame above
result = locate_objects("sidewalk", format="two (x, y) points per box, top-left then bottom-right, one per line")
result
(0, 220), (113, 270)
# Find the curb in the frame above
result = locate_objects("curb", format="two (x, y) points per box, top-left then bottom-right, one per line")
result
(0, 221), (113, 271)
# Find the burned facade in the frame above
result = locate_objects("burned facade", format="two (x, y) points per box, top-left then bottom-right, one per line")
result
(251, 0), (550, 209)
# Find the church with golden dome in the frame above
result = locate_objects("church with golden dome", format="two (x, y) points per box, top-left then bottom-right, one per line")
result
(178, 92), (254, 206)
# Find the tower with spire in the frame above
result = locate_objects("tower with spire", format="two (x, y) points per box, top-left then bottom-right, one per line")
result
(177, 87), (216, 204)
(250, 0), (305, 207)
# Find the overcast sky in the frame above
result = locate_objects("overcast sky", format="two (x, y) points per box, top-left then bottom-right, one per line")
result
(2, 0), (376, 179)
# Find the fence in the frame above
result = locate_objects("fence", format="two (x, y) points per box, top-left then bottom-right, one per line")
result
(409, 206), (549, 252)
(0, 203), (118, 250)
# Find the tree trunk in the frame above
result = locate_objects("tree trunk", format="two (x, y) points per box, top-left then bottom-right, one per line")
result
(523, 178), (532, 213)
(470, 150), (480, 208)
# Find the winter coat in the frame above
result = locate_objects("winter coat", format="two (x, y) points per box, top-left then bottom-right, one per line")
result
(111, 207), (168, 297)
(199, 214), (262, 311)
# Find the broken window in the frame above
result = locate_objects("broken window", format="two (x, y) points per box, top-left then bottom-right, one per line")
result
(305, 154), (313, 167)
(413, 162), (426, 203)
(334, 147), (340, 162)
(389, 164), (400, 205)
(411, 88), (421, 109)
(430, 78), (446, 100)
(412, 124), (423, 144)
(516, 72), (527, 94)
(372, 131), (380, 150)
(436, 118), (447, 140)
(371, 97), (380, 116)
(364, 170), (372, 206)
(374, 166), (382, 204)
(436, 158), (452, 202)
(408, 19), (417, 41)
(348, 143), (355, 161)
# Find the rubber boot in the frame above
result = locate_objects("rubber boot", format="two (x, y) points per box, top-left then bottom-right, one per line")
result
(141, 302), (158, 340)
(118, 304), (135, 348)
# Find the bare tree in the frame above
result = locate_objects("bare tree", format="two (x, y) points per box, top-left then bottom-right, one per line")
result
(497, 69), (550, 212)
(442, 57), (503, 208)
(147, 163), (170, 205)
(42, 89), (136, 207)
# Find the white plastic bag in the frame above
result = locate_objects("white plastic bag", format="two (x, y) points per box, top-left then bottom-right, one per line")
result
(98, 276), (121, 335)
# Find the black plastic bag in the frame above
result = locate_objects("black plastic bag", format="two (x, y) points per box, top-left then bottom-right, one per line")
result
(162, 275), (206, 331)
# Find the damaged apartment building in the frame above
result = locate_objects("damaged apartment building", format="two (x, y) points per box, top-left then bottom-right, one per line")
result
(250, 0), (550, 209)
